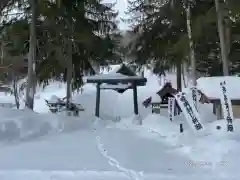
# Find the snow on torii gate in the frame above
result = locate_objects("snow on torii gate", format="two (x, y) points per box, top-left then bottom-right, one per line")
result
(86, 64), (147, 118)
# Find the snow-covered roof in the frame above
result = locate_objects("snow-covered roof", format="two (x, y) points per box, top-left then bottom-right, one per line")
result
(197, 76), (240, 100)
(151, 93), (162, 103)
(102, 63), (135, 76)
(86, 63), (147, 86)
(47, 95), (64, 104)
(87, 73), (127, 80)
(86, 73), (146, 83)
(109, 65), (121, 74)
(100, 83), (131, 89)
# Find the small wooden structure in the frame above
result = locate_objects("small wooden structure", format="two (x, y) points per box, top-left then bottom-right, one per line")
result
(143, 82), (181, 114)
(156, 82), (178, 107)
(86, 63), (147, 118)
(197, 76), (240, 119)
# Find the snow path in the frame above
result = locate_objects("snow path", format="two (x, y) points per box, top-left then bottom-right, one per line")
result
(96, 128), (211, 175)
(0, 170), (229, 180)
(96, 135), (144, 180)
(0, 125), (215, 179)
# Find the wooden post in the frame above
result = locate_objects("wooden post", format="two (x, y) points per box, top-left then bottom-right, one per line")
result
(133, 81), (138, 115)
(95, 83), (101, 117)
(180, 124), (183, 133)
(174, 100), (180, 115)
(216, 103), (222, 120)
(213, 101), (216, 114)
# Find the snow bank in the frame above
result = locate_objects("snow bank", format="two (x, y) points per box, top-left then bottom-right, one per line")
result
(142, 114), (179, 136)
(123, 106), (237, 171)
(139, 113), (240, 170)
(137, 114), (190, 146)
(0, 93), (15, 104)
(176, 119), (240, 169)
(0, 107), (97, 142)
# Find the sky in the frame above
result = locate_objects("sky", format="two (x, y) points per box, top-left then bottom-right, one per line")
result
(104, 0), (129, 30)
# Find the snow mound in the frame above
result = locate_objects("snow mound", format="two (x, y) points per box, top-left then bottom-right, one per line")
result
(172, 119), (240, 169)
(0, 107), (97, 142)
(142, 114), (179, 136)
(136, 114), (184, 146)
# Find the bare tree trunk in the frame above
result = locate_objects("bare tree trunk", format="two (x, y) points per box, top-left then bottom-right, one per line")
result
(176, 61), (182, 91)
(185, 1), (197, 86)
(182, 63), (187, 88)
(25, 0), (37, 109)
(25, 0), (37, 110)
(225, 5), (231, 61)
(12, 71), (20, 109)
(215, 0), (229, 75)
(225, 26), (231, 57)
(1, 42), (4, 65)
(66, 39), (73, 110)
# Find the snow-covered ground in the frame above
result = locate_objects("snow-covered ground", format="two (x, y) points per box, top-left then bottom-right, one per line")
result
(0, 66), (239, 179)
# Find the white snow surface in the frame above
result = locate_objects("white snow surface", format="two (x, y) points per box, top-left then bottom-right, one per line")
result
(100, 83), (131, 89)
(197, 76), (240, 99)
(0, 67), (239, 179)
(86, 73), (144, 81)
(151, 93), (162, 103)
